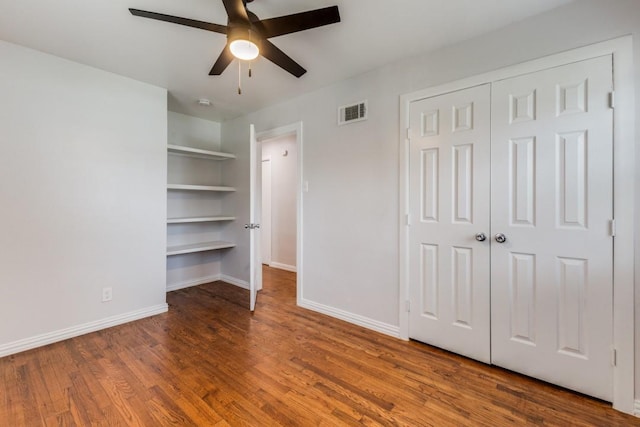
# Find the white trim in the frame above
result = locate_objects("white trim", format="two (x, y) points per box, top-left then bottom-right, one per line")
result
(220, 274), (250, 290)
(0, 304), (168, 358)
(399, 36), (634, 414)
(166, 275), (222, 292)
(261, 156), (272, 266)
(608, 37), (635, 415)
(299, 298), (400, 338)
(634, 400), (640, 417)
(256, 122), (304, 307)
(269, 262), (297, 273)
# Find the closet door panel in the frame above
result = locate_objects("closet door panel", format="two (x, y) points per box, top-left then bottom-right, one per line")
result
(490, 55), (614, 401)
(408, 84), (491, 363)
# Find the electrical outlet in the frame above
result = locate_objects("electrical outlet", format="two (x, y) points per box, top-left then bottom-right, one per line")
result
(102, 287), (113, 302)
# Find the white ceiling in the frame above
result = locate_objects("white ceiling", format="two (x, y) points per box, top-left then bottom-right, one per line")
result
(0, 0), (573, 122)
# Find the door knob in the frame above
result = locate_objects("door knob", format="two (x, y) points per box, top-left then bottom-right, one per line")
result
(475, 232), (487, 242)
(495, 233), (507, 243)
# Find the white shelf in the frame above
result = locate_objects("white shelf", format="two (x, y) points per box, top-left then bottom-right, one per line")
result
(167, 144), (235, 160)
(167, 184), (236, 192)
(166, 241), (236, 256)
(167, 216), (236, 224)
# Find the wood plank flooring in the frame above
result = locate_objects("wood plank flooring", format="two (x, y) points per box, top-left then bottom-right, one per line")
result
(1, 266), (638, 426)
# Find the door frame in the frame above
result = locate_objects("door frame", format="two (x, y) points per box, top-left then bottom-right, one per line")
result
(261, 157), (272, 266)
(398, 36), (635, 413)
(255, 122), (304, 305)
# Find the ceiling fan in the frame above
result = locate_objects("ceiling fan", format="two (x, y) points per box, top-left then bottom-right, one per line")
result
(129, 0), (341, 78)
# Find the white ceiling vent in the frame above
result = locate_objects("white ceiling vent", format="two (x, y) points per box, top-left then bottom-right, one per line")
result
(338, 100), (367, 125)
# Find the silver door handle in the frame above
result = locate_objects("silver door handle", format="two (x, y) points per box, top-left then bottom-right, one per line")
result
(475, 233), (487, 242)
(495, 233), (507, 243)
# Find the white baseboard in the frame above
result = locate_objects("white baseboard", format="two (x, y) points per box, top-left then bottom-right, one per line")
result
(299, 298), (400, 338)
(0, 304), (168, 358)
(166, 275), (221, 292)
(269, 262), (297, 273)
(220, 274), (250, 290)
(634, 400), (640, 417)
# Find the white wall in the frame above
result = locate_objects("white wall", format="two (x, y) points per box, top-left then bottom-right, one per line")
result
(0, 40), (168, 355)
(221, 0), (640, 400)
(166, 112), (229, 290)
(261, 135), (297, 271)
(168, 112), (221, 151)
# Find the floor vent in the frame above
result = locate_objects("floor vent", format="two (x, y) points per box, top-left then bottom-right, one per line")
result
(338, 100), (367, 125)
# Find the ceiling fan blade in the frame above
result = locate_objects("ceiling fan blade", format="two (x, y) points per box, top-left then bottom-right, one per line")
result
(129, 9), (227, 34)
(254, 6), (340, 39)
(209, 45), (234, 75)
(260, 40), (306, 78)
(222, 0), (250, 25)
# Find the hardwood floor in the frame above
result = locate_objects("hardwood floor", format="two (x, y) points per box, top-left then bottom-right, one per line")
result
(1, 266), (638, 426)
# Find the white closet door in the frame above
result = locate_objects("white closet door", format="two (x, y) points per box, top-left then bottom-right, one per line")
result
(408, 84), (491, 363)
(490, 56), (613, 400)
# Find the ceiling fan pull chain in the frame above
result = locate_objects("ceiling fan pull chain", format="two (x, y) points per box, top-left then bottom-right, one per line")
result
(249, 61), (252, 78)
(238, 61), (242, 95)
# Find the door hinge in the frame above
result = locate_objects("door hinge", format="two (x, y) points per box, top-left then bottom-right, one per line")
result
(609, 91), (615, 109)
(611, 347), (617, 367)
(406, 214), (411, 226)
(609, 219), (616, 237)
(406, 128), (411, 140)
(405, 300), (411, 312)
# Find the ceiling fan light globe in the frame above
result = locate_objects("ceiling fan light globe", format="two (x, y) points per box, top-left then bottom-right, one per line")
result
(230, 39), (259, 60)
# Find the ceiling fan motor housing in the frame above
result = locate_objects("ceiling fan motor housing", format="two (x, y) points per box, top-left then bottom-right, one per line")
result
(227, 26), (260, 46)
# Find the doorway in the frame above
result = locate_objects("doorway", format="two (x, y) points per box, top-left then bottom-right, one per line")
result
(408, 55), (614, 401)
(399, 37), (635, 413)
(262, 158), (272, 265)
(252, 122), (303, 305)
(261, 134), (298, 273)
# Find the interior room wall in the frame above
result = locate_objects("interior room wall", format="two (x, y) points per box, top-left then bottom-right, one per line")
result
(166, 112), (228, 291)
(261, 134), (297, 271)
(168, 112), (221, 151)
(0, 40), (168, 356)
(220, 0), (640, 400)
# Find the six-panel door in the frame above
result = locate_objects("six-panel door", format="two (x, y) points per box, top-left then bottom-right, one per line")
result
(490, 55), (613, 401)
(408, 84), (491, 363)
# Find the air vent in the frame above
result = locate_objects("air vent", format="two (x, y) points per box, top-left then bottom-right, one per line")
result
(338, 100), (368, 125)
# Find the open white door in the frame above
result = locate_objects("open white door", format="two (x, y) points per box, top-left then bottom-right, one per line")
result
(248, 124), (262, 311)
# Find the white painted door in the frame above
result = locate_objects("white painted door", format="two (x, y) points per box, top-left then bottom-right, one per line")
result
(261, 158), (272, 265)
(408, 84), (491, 363)
(249, 124), (262, 311)
(490, 56), (614, 400)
